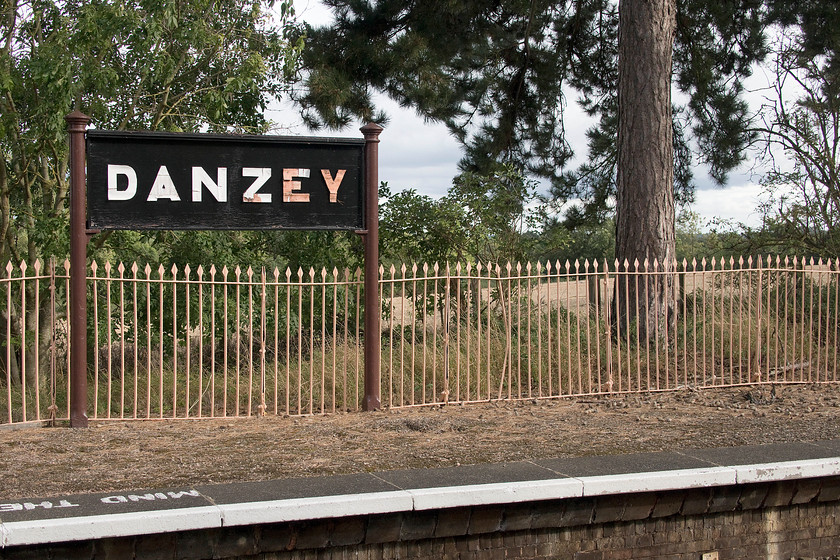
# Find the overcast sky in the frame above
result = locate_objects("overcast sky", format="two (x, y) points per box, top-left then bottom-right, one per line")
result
(273, 0), (767, 230)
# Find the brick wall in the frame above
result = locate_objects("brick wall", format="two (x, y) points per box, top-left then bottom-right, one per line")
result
(4, 477), (840, 560)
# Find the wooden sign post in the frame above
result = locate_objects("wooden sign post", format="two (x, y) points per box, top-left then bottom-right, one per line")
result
(67, 117), (384, 425)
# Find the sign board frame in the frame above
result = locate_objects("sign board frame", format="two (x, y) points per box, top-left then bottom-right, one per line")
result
(66, 114), (383, 427)
(85, 130), (366, 231)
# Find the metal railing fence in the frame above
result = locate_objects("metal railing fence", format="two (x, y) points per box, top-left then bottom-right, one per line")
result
(1, 255), (837, 423)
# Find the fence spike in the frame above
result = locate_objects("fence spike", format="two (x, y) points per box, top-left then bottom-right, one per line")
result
(274, 267), (280, 280)
(333, 266), (339, 278)
(90, 260), (98, 273)
(516, 261), (522, 273)
(592, 259), (599, 271)
(309, 267), (315, 279)
(145, 263), (152, 276)
(247, 266), (254, 278)
(574, 259), (580, 271)
(321, 267), (328, 280)
(33, 259), (42, 274)
(234, 265), (241, 277)
(286, 267), (292, 280)
(183, 264), (190, 277)
(131, 262), (139, 274)
(104, 261), (112, 274)
(434, 262), (440, 273)
(209, 264), (216, 276)
(19, 260), (26, 275)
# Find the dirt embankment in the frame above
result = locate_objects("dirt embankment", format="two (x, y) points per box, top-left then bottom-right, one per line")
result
(0, 383), (838, 500)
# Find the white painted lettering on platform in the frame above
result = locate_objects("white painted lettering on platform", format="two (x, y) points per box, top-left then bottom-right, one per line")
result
(0, 500), (79, 511)
(100, 490), (202, 504)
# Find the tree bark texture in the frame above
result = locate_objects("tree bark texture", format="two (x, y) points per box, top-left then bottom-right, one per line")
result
(615, 0), (677, 342)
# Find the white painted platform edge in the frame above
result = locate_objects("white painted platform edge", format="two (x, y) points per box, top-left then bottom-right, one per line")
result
(580, 467), (738, 497)
(735, 457), (840, 484)
(219, 491), (414, 527)
(410, 478), (584, 511)
(2, 506), (222, 547)
(4, 457), (840, 548)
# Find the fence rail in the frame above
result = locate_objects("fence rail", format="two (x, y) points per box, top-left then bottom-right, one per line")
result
(1, 256), (837, 424)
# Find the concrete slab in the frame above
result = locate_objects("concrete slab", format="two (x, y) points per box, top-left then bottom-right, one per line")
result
(808, 439), (840, 455)
(374, 461), (581, 510)
(0, 488), (219, 546)
(195, 473), (413, 527)
(195, 473), (401, 505)
(679, 442), (839, 466)
(375, 461), (561, 491)
(0, 488), (212, 523)
(533, 451), (717, 478)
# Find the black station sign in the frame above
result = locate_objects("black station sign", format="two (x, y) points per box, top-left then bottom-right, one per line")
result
(86, 130), (365, 230)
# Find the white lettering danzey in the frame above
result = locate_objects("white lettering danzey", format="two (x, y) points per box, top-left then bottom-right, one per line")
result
(106, 165), (346, 203)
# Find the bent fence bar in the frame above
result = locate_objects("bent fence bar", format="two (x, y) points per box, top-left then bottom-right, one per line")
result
(0, 256), (837, 424)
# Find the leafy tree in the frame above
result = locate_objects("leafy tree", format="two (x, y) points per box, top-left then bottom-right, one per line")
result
(380, 164), (540, 266)
(294, 0), (768, 340)
(0, 0), (302, 266)
(0, 0), (302, 383)
(748, 2), (840, 258)
(379, 183), (469, 265)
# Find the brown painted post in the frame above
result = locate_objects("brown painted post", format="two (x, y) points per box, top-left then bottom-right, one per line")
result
(360, 123), (383, 411)
(66, 111), (91, 428)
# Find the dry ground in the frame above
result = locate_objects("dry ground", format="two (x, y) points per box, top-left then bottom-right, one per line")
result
(1, 384), (840, 500)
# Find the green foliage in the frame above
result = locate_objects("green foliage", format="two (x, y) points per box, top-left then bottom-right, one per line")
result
(380, 164), (541, 266)
(736, 2), (840, 257)
(379, 183), (469, 265)
(296, 0), (769, 228)
(0, 0), (303, 266)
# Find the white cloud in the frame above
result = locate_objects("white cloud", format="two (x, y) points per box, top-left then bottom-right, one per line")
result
(691, 183), (766, 229)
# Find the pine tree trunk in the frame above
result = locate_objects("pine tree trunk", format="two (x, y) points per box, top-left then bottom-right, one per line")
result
(615, 0), (677, 342)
